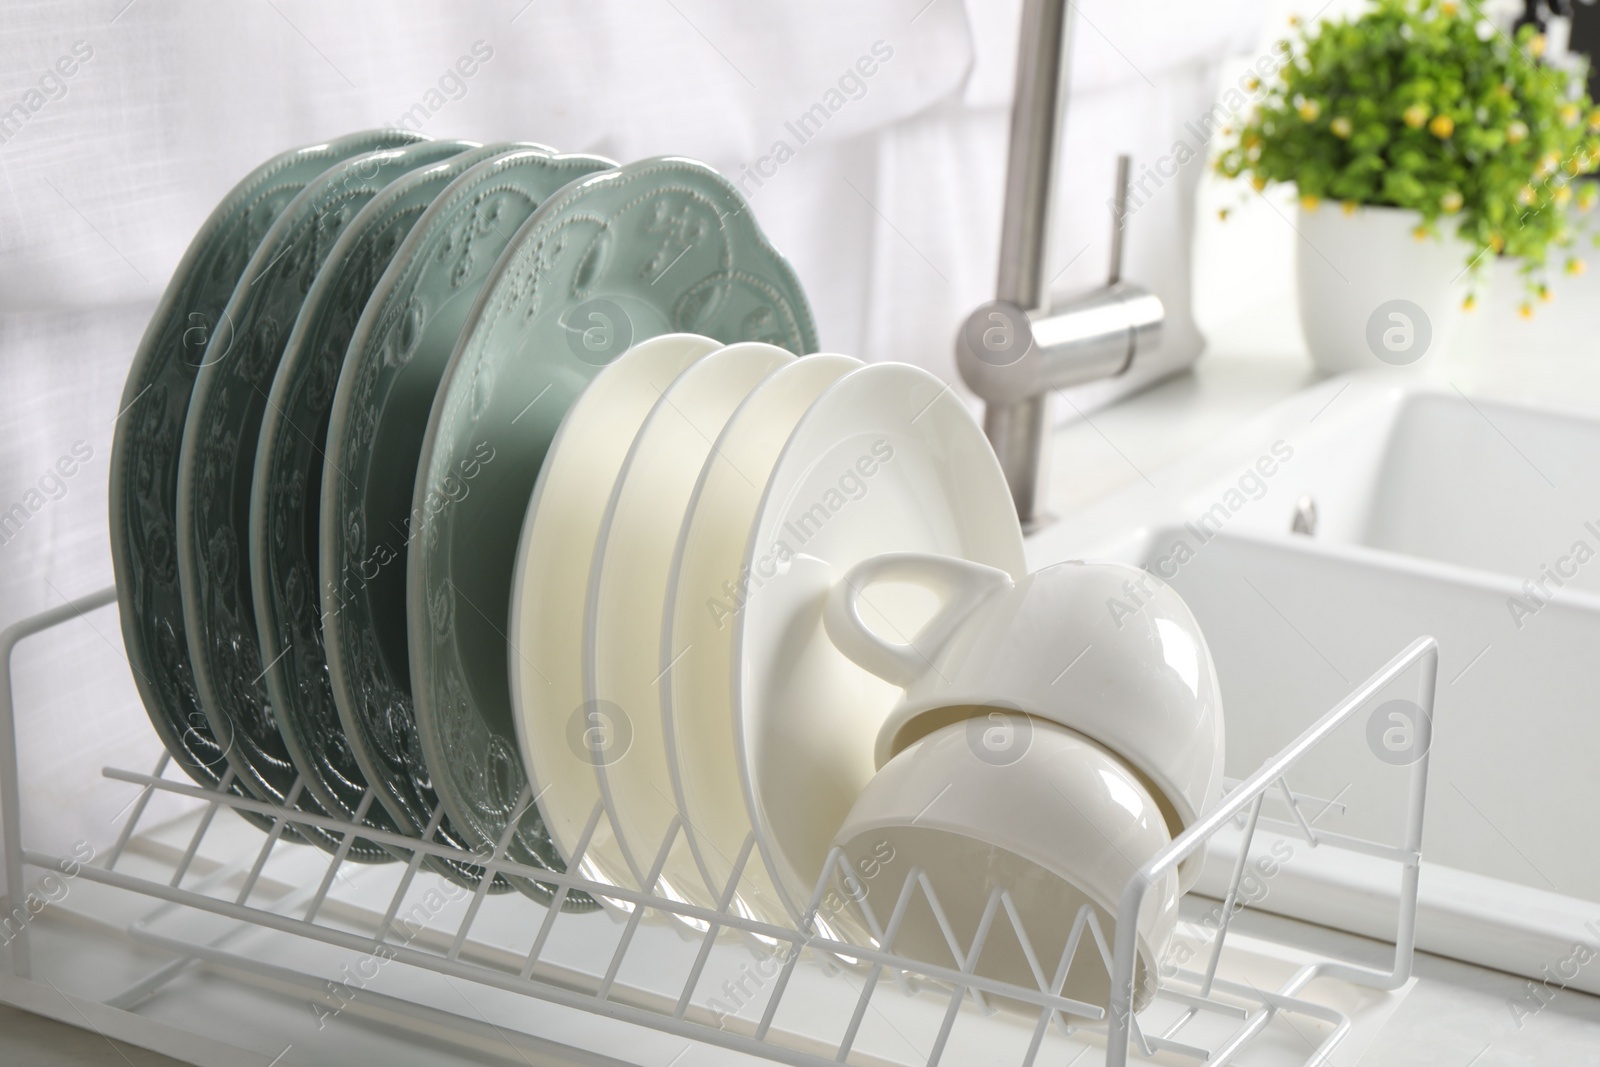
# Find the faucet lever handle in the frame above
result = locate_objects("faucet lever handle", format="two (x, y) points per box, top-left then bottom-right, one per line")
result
(1108, 153), (1131, 286)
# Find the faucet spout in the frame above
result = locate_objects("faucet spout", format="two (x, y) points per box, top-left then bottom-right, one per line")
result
(959, 0), (1167, 528)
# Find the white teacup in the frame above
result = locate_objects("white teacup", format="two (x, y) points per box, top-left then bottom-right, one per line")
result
(833, 717), (1179, 1015)
(824, 553), (1223, 888)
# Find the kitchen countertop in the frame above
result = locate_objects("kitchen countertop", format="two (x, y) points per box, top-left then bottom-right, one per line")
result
(1041, 276), (1600, 527)
(1225, 905), (1600, 1067)
(0, 1003), (186, 1066)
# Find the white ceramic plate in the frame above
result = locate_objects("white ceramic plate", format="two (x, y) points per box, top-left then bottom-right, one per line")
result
(510, 334), (722, 903)
(730, 362), (1027, 937)
(661, 354), (861, 928)
(588, 342), (795, 909)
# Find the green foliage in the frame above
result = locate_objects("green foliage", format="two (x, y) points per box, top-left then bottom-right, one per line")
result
(1217, 0), (1600, 304)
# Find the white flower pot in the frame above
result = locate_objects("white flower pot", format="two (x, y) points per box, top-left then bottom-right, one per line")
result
(1295, 203), (1474, 374)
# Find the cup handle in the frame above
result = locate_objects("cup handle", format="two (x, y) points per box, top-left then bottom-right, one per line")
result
(823, 552), (1014, 688)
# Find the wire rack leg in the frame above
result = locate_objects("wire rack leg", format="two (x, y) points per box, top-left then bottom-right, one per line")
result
(104, 751), (170, 871)
(1200, 792), (1264, 997)
(109, 871), (354, 1012)
(0, 584), (118, 980)
(304, 788), (379, 924)
(234, 777), (307, 906)
(522, 799), (607, 978)
(674, 832), (756, 1021)
(170, 767), (238, 889)
(597, 815), (681, 1000)
(375, 801), (446, 946)
(446, 785), (530, 959)
(753, 844), (852, 1042)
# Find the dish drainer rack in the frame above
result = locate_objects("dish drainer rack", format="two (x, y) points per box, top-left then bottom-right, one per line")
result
(1, 584), (1437, 1067)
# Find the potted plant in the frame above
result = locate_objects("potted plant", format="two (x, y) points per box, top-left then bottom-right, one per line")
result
(1217, 0), (1600, 372)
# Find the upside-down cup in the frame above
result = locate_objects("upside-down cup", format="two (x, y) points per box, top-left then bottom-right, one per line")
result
(824, 554), (1223, 891)
(832, 718), (1179, 1015)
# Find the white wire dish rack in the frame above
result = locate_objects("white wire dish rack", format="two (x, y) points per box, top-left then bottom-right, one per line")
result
(0, 584), (1437, 1067)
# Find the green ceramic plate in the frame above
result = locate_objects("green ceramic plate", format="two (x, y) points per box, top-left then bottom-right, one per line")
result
(322, 147), (612, 899)
(110, 130), (419, 836)
(249, 141), (496, 862)
(178, 138), (460, 856)
(408, 156), (816, 904)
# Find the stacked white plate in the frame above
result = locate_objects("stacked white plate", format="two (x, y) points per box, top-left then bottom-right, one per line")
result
(508, 335), (1028, 939)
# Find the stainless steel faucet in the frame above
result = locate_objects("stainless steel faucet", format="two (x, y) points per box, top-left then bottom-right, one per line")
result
(956, 0), (1164, 528)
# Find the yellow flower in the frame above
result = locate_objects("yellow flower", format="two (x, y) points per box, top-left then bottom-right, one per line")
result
(1289, 13), (1302, 25)
(1462, 293), (1477, 311)
(1529, 34), (1547, 58)
(1429, 114), (1455, 139)
(1298, 99), (1321, 122)
(1440, 0), (1460, 14)
(1567, 257), (1587, 276)
(1561, 103), (1582, 127)
(1489, 233), (1506, 253)
(1541, 150), (1563, 175)
(1556, 184), (1573, 206)
(1518, 184), (1539, 206)
(1506, 120), (1529, 144)
(1251, 175), (1267, 192)
(1218, 208), (1231, 221)
(1342, 199), (1358, 215)
(1246, 77), (1260, 92)
(1589, 110), (1600, 133)
(1404, 104), (1430, 129)
(1539, 284), (1552, 303)
(1301, 194), (1321, 211)
(1331, 116), (1353, 139)
(1412, 224), (1430, 241)
(1518, 301), (1535, 319)
(1441, 190), (1464, 212)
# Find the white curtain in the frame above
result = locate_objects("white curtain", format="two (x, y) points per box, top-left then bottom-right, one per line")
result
(0, 0), (1262, 861)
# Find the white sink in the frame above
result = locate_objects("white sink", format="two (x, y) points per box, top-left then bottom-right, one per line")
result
(1305, 389), (1600, 590)
(1029, 375), (1600, 989)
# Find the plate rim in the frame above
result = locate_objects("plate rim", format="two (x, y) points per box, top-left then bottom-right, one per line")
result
(585, 341), (795, 900)
(406, 154), (818, 901)
(321, 146), (615, 903)
(108, 128), (422, 826)
(248, 139), (488, 848)
(727, 360), (1028, 930)
(658, 352), (863, 917)
(174, 138), (439, 855)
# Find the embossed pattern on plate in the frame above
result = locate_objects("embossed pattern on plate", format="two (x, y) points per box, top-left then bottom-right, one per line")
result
(178, 139), (461, 856)
(409, 156), (817, 905)
(110, 129), (420, 836)
(251, 141), (492, 860)
(322, 148), (610, 897)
